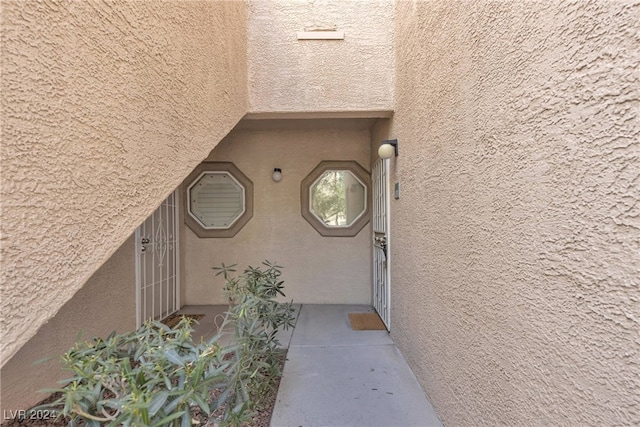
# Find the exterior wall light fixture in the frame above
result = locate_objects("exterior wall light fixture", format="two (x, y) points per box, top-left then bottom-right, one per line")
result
(378, 139), (399, 159)
(272, 168), (283, 182)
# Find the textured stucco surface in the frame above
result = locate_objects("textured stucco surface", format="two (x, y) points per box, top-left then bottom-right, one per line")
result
(247, 0), (394, 113)
(1, 0), (247, 364)
(182, 123), (372, 306)
(391, 1), (640, 425)
(0, 236), (136, 414)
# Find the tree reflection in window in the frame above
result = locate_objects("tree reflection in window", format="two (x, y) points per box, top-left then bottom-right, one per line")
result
(310, 170), (366, 227)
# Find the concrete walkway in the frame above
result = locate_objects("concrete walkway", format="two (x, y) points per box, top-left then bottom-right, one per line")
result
(270, 304), (442, 427)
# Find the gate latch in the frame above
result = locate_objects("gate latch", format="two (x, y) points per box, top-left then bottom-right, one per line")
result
(374, 235), (387, 260)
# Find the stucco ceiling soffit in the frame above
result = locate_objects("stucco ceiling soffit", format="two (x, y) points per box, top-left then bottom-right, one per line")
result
(235, 113), (393, 132)
(244, 111), (393, 120)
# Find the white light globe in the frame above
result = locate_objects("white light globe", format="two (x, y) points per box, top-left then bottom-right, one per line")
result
(378, 143), (395, 159)
(272, 169), (283, 182)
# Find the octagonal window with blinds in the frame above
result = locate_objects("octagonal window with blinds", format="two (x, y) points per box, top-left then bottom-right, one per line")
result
(189, 172), (245, 228)
(183, 162), (253, 238)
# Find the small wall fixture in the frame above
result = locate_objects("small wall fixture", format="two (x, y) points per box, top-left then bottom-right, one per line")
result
(378, 139), (399, 159)
(272, 168), (283, 182)
(297, 30), (345, 40)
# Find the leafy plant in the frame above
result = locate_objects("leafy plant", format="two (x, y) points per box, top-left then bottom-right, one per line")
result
(214, 261), (296, 418)
(36, 317), (238, 426)
(34, 261), (295, 427)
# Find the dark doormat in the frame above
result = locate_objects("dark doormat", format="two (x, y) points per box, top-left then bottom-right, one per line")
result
(348, 312), (386, 330)
(161, 313), (204, 328)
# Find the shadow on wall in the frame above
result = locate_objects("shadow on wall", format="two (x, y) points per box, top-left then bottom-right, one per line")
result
(0, 235), (137, 414)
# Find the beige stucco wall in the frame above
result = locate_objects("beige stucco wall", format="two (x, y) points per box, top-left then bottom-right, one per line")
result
(391, 1), (640, 425)
(1, 235), (136, 414)
(1, 0), (248, 365)
(182, 122), (373, 305)
(247, 0), (394, 113)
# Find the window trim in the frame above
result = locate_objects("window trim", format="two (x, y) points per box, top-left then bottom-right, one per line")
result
(187, 171), (246, 230)
(183, 162), (253, 238)
(301, 160), (371, 237)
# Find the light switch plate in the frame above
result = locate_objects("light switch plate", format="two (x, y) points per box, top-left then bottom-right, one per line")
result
(394, 182), (400, 199)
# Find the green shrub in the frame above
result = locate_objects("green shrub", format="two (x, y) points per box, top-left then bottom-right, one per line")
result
(38, 318), (236, 426)
(214, 261), (296, 416)
(35, 261), (295, 427)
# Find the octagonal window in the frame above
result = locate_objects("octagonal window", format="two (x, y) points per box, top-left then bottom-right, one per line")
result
(189, 172), (245, 229)
(183, 162), (253, 238)
(310, 170), (366, 227)
(301, 161), (370, 237)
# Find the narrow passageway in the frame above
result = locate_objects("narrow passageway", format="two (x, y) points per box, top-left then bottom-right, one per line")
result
(270, 305), (442, 427)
